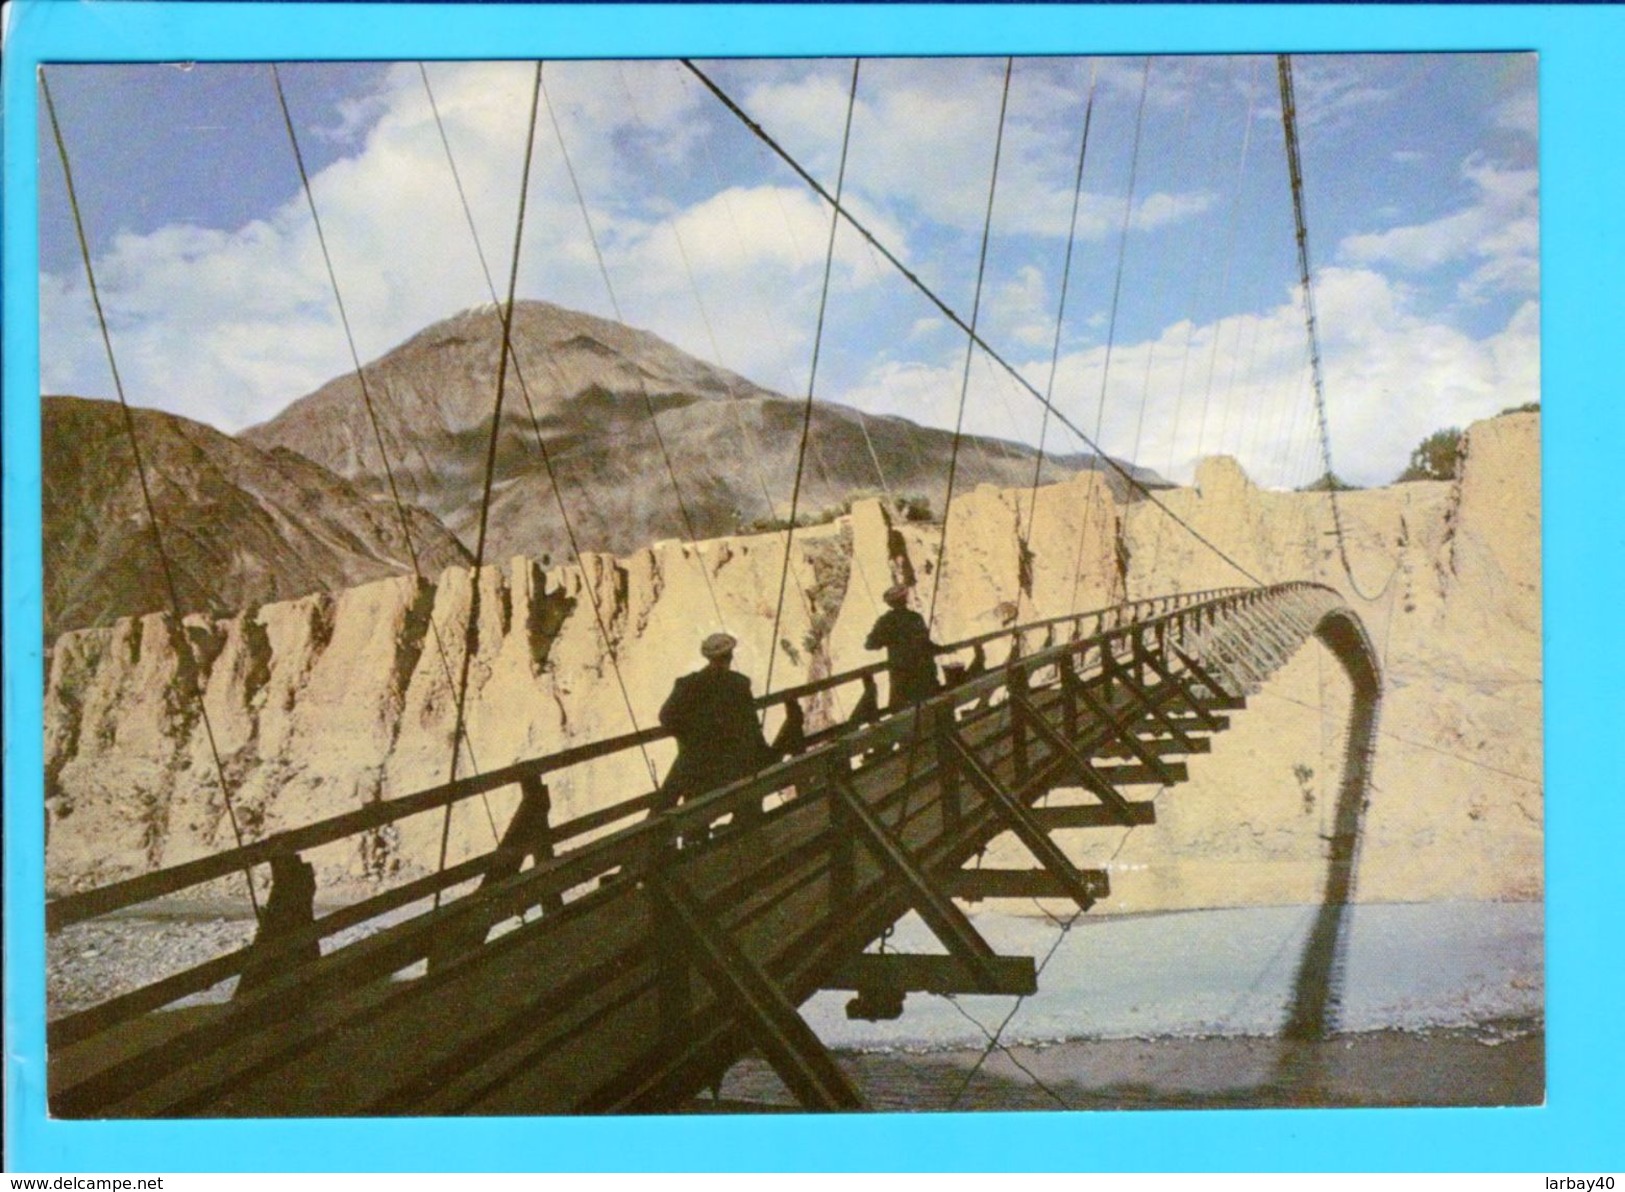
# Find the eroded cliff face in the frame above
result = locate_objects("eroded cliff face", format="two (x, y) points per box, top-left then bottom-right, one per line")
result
(42, 414), (1541, 912)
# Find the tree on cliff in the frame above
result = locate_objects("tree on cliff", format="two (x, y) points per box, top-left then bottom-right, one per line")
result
(1396, 427), (1464, 482)
(1299, 471), (1359, 492)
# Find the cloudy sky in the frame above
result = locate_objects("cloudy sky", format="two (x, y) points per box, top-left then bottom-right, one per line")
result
(38, 53), (1537, 488)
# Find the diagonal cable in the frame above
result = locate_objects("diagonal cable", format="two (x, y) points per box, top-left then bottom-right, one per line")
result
(925, 57), (1016, 634)
(1019, 58), (1099, 565)
(683, 59), (1265, 589)
(42, 69), (261, 917)
(421, 63), (659, 788)
(436, 62), (544, 888)
(270, 64), (497, 842)
(764, 59), (861, 698)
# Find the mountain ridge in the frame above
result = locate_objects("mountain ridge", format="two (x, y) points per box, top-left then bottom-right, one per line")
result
(42, 395), (469, 639)
(242, 298), (1156, 563)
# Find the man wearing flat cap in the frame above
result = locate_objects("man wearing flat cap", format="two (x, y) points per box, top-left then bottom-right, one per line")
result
(657, 632), (777, 810)
(865, 584), (940, 709)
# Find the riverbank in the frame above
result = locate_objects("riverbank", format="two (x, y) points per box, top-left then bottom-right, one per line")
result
(45, 899), (1542, 1112)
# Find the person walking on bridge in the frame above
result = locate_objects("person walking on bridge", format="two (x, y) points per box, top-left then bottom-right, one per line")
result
(657, 632), (777, 814)
(866, 584), (940, 710)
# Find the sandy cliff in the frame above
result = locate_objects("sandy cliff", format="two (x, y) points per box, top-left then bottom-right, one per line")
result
(42, 413), (1541, 912)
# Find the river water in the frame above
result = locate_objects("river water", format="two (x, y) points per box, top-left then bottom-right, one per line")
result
(47, 899), (1542, 1112)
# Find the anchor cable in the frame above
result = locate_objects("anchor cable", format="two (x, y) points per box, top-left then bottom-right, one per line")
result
(1277, 55), (1396, 605)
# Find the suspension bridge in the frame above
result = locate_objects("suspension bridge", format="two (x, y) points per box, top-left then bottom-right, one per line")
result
(40, 55), (1385, 1114)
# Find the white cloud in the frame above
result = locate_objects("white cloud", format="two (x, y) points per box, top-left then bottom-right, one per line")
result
(836, 265), (1538, 491)
(38, 55), (1539, 498)
(1496, 87), (1538, 138)
(1280, 56), (1398, 132)
(1338, 154), (1538, 304)
(741, 57), (1213, 246)
(38, 60), (902, 429)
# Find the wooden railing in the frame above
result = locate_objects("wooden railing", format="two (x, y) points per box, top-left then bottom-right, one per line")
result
(48, 582), (1364, 1114)
(46, 585), (1247, 933)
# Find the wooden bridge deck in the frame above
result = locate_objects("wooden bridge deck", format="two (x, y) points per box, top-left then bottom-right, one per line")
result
(47, 582), (1378, 1116)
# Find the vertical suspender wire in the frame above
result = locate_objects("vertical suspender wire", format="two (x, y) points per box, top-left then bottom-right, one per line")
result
(763, 60), (861, 699)
(1278, 55), (1392, 604)
(1067, 56), (1151, 615)
(1020, 55), (1098, 554)
(1126, 59), (1198, 508)
(1148, 55), (1258, 581)
(1193, 57), (1262, 468)
(683, 60), (1264, 589)
(926, 58), (1015, 634)
(271, 65), (427, 585)
(436, 62), (545, 893)
(612, 64), (866, 697)
(42, 70), (261, 918)
(271, 65), (498, 845)
(554, 66), (725, 628)
(421, 65), (660, 789)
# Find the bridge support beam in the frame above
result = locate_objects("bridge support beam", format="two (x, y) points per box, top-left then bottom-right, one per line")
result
(832, 779), (1005, 989)
(1029, 801), (1156, 829)
(826, 953), (1037, 1000)
(646, 873), (866, 1111)
(1069, 676), (1178, 786)
(943, 868), (1111, 902)
(1172, 646), (1245, 711)
(947, 734), (1101, 913)
(1009, 691), (1140, 827)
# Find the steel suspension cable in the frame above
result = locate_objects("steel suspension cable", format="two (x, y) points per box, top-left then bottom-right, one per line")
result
(271, 64), (497, 843)
(764, 59), (861, 698)
(1089, 58), (1151, 452)
(926, 57), (1015, 633)
(42, 69), (261, 917)
(1193, 57), (1262, 468)
(436, 62), (544, 890)
(683, 59), (1266, 589)
(1148, 56), (1260, 580)
(545, 66), (726, 628)
(1277, 54), (1394, 604)
(1067, 56), (1152, 614)
(420, 64), (660, 787)
(1127, 60), (1199, 485)
(611, 63), (867, 694)
(271, 65), (426, 583)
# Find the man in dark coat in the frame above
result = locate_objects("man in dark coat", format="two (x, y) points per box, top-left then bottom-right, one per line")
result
(657, 632), (777, 811)
(865, 584), (940, 709)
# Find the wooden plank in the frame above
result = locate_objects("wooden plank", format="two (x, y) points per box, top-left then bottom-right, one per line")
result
(948, 734), (1101, 913)
(1095, 762), (1189, 786)
(825, 953), (1037, 997)
(943, 869), (1111, 901)
(831, 779), (1005, 988)
(647, 874), (865, 1111)
(1092, 735), (1210, 759)
(1029, 802), (1156, 829)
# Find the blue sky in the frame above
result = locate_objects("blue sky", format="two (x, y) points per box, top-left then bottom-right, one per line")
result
(38, 53), (1537, 488)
